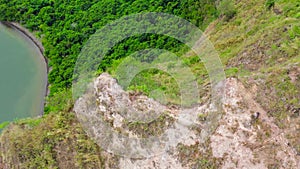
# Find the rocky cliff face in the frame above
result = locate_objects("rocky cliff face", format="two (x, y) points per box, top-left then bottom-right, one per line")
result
(73, 73), (300, 169)
(1, 0), (299, 167)
(0, 73), (299, 169)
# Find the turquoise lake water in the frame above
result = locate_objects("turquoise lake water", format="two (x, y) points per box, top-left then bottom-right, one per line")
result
(0, 24), (47, 126)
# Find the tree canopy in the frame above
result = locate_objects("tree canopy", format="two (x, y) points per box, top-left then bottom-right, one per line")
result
(0, 0), (218, 112)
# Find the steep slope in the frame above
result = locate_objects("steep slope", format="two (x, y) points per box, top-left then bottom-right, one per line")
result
(206, 0), (300, 158)
(73, 73), (299, 168)
(0, 0), (299, 168)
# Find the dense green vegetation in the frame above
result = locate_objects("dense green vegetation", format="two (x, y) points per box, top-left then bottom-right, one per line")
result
(0, 0), (219, 113)
(1, 0), (300, 168)
(217, 0), (237, 21)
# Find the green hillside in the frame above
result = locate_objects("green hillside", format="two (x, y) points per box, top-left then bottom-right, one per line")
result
(0, 0), (299, 168)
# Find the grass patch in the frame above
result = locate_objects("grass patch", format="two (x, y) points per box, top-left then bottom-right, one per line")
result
(0, 121), (10, 130)
(177, 141), (221, 168)
(124, 112), (175, 138)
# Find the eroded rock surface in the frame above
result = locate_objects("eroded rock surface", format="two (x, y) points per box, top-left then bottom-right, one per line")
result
(74, 73), (300, 169)
(211, 78), (299, 169)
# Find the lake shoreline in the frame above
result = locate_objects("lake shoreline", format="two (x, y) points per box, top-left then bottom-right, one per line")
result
(0, 21), (49, 116)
